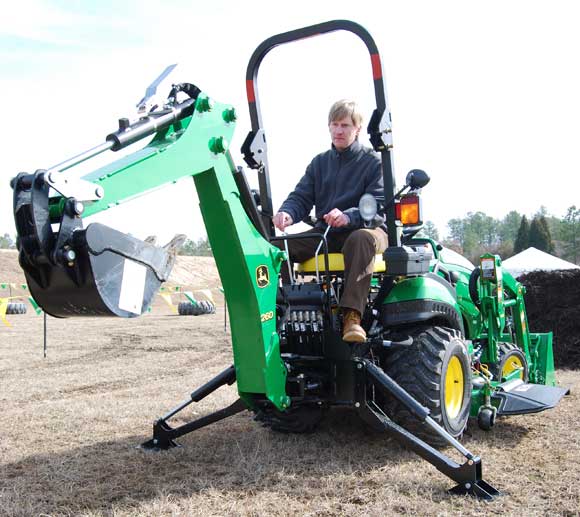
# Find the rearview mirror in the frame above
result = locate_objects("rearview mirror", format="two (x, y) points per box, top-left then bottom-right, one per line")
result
(405, 169), (430, 190)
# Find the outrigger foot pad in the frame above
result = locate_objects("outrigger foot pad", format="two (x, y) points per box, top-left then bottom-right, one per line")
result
(140, 398), (247, 451)
(141, 419), (181, 450)
(139, 420), (181, 451)
(449, 479), (501, 500)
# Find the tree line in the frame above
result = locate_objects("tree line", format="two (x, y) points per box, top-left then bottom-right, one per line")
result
(0, 232), (213, 257)
(420, 206), (580, 265)
(2, 206), (578, 264)
(179, 237), (212, 256)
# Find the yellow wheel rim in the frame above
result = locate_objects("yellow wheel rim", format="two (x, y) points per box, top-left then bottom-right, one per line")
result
(445, 356), (464, 419)
(502, 354), (524, 379)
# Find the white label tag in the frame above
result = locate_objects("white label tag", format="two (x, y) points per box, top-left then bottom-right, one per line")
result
(481, 258), (496, 279)
(118, 259), (147, 315)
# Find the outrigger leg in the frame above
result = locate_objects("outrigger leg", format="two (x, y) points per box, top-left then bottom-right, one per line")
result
(141, 365), (246, 450)
(361, 359), (500, 500)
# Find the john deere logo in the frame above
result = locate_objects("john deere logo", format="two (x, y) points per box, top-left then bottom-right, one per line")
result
(256, 265), (269, 288)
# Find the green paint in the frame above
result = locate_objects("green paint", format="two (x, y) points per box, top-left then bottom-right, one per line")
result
(529, 332), (557, 386)
(384, 275), (459, 307)
(406, 240), (558, 418)
(45, 91), (290, 410)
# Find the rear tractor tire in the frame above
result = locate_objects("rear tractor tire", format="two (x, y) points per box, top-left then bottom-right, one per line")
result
(255, 404), (327, 433)
(381, 326), (472, 447)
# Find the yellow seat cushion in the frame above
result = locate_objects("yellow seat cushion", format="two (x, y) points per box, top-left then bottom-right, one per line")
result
(297, 253), (386, 274)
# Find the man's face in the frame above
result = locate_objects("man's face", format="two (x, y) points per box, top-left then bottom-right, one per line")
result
(329, 116), (360, 151)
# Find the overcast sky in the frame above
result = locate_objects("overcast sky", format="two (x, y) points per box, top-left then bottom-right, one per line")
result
(1, 0), (579, 244)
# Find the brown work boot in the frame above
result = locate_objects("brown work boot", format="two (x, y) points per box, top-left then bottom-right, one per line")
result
(342, 309), (366, 342)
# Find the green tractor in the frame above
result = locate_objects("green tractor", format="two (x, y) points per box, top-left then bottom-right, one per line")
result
(10, 20), (567, 500)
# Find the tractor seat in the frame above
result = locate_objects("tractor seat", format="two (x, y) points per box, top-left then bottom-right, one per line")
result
(297, 253), (386, 274)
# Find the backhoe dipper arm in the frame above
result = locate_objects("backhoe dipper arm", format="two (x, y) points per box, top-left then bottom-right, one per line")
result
(243, 19), (399, 245)
(11, 89), (290, 411)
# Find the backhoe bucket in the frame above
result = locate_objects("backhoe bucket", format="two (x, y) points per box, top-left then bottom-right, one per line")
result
(12, 171), (179, 318)
(25, 224), (179, 318)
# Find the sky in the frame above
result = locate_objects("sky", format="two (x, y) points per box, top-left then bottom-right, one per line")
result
(1, 0), (579, 245)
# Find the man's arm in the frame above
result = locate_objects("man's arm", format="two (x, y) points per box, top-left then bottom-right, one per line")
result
(275, 162), (316, 229)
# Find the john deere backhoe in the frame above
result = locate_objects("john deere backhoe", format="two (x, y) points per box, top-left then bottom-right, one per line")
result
(11, 20), (567, 500)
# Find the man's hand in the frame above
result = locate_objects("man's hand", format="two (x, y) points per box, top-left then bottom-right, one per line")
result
(273, 211), (293, 231)
(323, 208), (350, 228)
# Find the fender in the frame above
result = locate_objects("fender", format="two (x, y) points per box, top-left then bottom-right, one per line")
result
(381, 273), (464, 333)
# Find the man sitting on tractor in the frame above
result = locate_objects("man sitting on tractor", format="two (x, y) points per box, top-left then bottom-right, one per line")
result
(273, 99), (388, 343)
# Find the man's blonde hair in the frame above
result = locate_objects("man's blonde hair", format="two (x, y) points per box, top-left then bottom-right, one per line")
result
(328, 99), (363, 127)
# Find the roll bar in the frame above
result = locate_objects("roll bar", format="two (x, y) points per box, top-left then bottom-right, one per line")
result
(242, 20), (399, 245)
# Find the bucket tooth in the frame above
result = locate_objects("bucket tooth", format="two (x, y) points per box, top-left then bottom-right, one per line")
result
(162, 233), (187, 276)
(164, 233), (187, 254)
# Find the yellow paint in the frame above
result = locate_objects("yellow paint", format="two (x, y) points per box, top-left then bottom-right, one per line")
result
(0, 297), (11, 327)
(445, 356), (464, 419)
(298, 253), (386, 273)
(502, 353), (525, 379)
(159, 293), (177, 313)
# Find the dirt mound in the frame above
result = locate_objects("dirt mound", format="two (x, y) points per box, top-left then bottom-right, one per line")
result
(519, 269), (580, 368)
(166, 256), (220, 290)
(0, 250), (25, 284)
(0, 249), (220, 292)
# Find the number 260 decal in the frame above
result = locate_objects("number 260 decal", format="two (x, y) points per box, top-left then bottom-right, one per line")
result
(261, 311), (274, 323)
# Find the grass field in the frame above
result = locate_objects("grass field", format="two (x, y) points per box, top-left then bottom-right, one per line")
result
(1, 304), (579, 517)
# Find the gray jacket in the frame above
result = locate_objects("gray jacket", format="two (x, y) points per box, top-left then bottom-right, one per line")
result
(279, 140), (384, 232)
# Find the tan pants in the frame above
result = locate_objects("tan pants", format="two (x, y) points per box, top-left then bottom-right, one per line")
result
(277, 227), (388, 315)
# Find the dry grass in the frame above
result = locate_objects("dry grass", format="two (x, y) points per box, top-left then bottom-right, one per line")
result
(1, 305), (579, 517)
